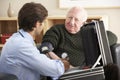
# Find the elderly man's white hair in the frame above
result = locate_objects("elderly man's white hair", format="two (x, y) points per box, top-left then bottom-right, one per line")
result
(67, 6), (88, 23)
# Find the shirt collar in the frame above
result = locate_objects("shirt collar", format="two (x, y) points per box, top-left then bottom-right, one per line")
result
(19, 29), (35, 45)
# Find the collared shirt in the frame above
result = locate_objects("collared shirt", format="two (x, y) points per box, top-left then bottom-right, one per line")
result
(0, 29), (64, 80)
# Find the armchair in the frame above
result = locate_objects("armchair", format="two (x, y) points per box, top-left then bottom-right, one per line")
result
(0, 72), (18, 80)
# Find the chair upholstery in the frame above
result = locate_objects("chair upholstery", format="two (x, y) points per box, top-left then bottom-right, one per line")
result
(103, 43), (120, 80)
(110, 43), (120, 69)
(104, 63), (119, 80)
(0, 72), (18, 80)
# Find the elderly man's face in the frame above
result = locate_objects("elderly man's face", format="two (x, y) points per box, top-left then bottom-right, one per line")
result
(65, 7), (87, 34)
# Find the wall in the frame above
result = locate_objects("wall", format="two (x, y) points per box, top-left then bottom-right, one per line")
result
(0, 0), (120, 42)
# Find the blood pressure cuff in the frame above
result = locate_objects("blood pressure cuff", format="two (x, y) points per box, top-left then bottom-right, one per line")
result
(38, 42), (54, 54)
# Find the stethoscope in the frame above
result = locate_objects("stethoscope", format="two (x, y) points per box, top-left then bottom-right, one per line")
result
(18, 31), (35, 45)
(18, 31), (24, 38)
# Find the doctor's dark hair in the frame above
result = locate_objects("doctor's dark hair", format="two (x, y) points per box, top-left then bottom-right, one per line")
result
(18, 2), (48, 31)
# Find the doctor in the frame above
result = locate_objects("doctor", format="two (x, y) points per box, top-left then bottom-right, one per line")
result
(0, 2), (70, 80)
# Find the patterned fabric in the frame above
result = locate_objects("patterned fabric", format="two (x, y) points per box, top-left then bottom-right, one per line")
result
(42, 24), (85, 67)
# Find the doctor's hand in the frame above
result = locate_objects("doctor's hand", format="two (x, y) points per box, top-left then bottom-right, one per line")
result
(46, 52), (70, 71)
(61, 59), (70, 71)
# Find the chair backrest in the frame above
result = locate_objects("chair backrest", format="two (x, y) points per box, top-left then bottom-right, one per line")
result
(0, 72), (18, 80)
(110, 43), (120, 69)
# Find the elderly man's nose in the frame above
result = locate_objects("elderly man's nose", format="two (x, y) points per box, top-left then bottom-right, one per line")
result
(70, 19), (75, 26)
